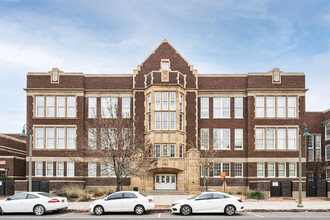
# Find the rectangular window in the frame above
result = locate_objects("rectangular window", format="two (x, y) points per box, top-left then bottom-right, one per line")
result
(147, 94), (151, 112)
(222, 98), (230, 118)
(288, 129), (297, 150)
(213, 163), (221, 177)
(110, 98), (118, 118)
(315, 135), (321, 161)
(46, 128), (54, 149)
(101, 98), (111, 118)
(162, 112), (168, 130)
(67, 162), (75, 177)
(256, 97), (264, 117)
(257, 163), (264, 177)
(122, 128), (130, 149)
(326, 170), (330, 179)
(277, 128), (286, 149)
(278, 163), (286, 177)
(88, 97), (97, 118)
(326, 126), (330, 141)
(266, 128), (275, 149)
(289, 163), (296, 177)
(170, 144), (175, 157)
(36, 96), (44, 117)
(234, 98), (243, 118)
(155, 92), (161, 110)
(155, 144), (161, 157)
(326, 146), (330, 161)
(288, 97), (296, 117)
(308, 136), (314, 162)
(255, 128), (265, 149)
(46, 162), (53, 177)
(101, 163), (110, 177)
(180, 94), (184, 112)
(179, 113), (183, 131)
(213, 129), (230, 149)
(35, 162), (43, 176)
(162, 61), (169, 69)
(180, 145), (184, 158)
(67, 96), (76, 117)
(162, 92), (168, 110)
(162, 144), (168, 156)
(155, 112), (161, 130)
(56, 128), (65, 149)
(57, 96), (65, 117)
(201, 98), (209, 118)
(122, 97), (130, 118)
(88, 128), (97, 149)
(222, 163), (230, 177)
(148, 114), (151, 131)
(88, 162), (97, 177)
(46, 96), (55, 117)
(56, 162), (64, 177)
(213, 98), (221, 118)
(200, 164), (209, 177)
(67, 128), (76, 149)
(214, 98), (230, 118)
(170, 112), (175, 130)
(110, 128), (117, 149)
(170, 92), (175, 110)
(266, 97), (275, 118)
(234, 163), (243, 177)
(234, 129), (243, 149)
(200, 129), (209, 150)
(267, 163), (275, 177)
(35, 128), (44, 149)
(277, 97), (286, 117)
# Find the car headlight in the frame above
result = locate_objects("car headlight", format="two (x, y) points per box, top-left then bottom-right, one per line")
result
(172, 203), (179, 207)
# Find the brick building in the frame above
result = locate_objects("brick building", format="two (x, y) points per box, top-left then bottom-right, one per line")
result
(24, 40), (330, 196)
(0, 133), (26, 180)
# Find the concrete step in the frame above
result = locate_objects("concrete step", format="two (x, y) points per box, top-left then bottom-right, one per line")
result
(145, 190), (188, 195)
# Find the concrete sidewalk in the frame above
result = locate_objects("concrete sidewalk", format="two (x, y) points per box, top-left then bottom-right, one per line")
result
(68, 195), (330, 212)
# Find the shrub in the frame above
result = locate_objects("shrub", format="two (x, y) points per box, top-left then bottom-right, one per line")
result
(237, 192), (242, 195)
(104, 188), (114, 195)
(243, 188), (250, 197)
(94, 188), (105, 197)
(79, 194), (91, 201)
(227, 190), (233, 195)
(62, 184), (85, 200)
(248, 190), (265, 200)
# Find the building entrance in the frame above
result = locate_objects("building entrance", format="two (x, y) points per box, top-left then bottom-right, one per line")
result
(155, 174), (176, 190)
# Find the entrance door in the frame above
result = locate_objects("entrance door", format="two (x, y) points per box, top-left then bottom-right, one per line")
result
(155, 174), (176, 190)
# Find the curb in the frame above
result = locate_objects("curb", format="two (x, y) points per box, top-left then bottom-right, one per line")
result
(66, 208), (330, 213)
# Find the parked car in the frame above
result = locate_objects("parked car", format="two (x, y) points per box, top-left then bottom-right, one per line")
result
(90, 191), (155, 215)
(171, 192), (244, 216)
(0, 192), (68, 215)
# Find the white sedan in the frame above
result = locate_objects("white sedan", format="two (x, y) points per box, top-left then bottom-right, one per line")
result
(90, 191), (155, 215)
(171, 192), (244, 216)
(0, 192), (68, 215)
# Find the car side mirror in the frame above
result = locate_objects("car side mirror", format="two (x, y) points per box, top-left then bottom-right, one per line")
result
(6, 197), (11, 201)
(194, 198), (200, 201)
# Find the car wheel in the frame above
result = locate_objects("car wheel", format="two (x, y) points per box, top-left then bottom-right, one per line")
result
(34, 205), (45, 216)
(224, 205), (236, 216)
(134, 205), (144, 215)
(180, 205), (192, 216)
(94, 205), (104, 215)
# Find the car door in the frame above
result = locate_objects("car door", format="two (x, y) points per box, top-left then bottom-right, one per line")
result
(211, 193), (228, 212)
(104, 193), (123, 212)
(122, 193), (139, 212)
(1, 193), (28, 213)
(24, 193), (40, 212)
(191, 193), (212, 213)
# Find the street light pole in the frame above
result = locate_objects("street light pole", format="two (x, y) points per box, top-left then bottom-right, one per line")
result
(297, 123), (310, 208)
(20, 124), (33, 192)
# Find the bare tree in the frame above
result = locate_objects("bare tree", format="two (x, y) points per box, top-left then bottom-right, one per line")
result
(73, 101), (157, 191)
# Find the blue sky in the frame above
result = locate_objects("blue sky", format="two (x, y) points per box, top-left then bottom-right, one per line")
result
(0, 0), (330, 133)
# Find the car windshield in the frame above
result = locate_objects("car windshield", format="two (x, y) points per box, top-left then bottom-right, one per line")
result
(188, 193), (201, 200)
(37, 192), (57, 198)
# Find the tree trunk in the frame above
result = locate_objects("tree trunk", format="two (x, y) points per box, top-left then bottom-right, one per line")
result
(116, 178), (121, 191)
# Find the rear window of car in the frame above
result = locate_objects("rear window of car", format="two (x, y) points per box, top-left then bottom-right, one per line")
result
(37, 192), (57, 198)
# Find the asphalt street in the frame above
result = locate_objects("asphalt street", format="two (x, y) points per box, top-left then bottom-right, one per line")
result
(0, 211), (330, 219)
